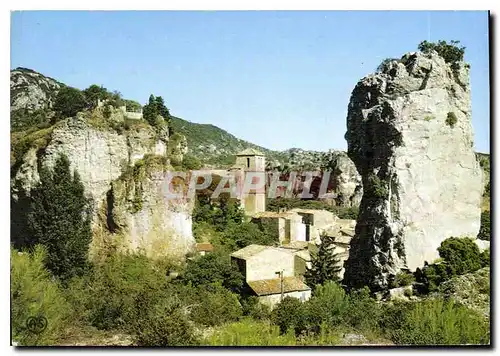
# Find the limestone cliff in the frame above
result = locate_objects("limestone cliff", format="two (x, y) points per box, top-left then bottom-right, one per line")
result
(343, 51), (482, 291)
(11, 106), (194, 260)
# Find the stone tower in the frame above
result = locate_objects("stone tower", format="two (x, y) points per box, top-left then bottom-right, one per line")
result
(234, 148), (266, 215)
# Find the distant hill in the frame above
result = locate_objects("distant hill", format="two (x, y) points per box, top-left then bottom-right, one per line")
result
(169, 116), (287, 167)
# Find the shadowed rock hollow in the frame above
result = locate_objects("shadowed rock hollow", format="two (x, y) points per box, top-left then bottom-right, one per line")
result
(343, 51), (483, 291)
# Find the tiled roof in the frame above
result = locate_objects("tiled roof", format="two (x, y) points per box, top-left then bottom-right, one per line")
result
(236, 148), (265, 156)
(196, 243), (214, 252)
(248, 276), (311, 296)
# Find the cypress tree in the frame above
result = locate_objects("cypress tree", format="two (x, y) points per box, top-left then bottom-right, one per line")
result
(304, 234), (342, 288)
(27, 154), (93, 281)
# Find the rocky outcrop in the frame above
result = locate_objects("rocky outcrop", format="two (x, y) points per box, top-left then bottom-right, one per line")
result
(321, 151), (363, 207)
(11, 108), (195, 260)
(10, 67), (62, 114)
(343, 51), (482, 291)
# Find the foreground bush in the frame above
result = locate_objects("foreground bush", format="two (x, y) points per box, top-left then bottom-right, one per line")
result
(131, 298), (199, 346)
(11, 246), (72, 346)
(306, 281), (348, 329)
(438, 237), (481, 276)
(67, 253), (170, 331)
(380, 298), (489, 345)
(188, 284), (243, 327)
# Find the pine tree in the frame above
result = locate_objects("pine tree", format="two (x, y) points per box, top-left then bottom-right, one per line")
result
(304, 234), (342, 288)
(27, 154), (93, 282)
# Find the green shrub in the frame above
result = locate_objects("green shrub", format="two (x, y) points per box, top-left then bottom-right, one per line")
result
(189, 284), (243, 327)
(366, 174), (389, 201)
(415, 262), (451, 293)
(438, 237), (481, 276)
(390, 271), (415, 288)
(424, 115), (434, 121)
(132, 299), (199, 346)
(241, 296), (271, 320)
(446, 112), (458, 127)
(418, 40), (466, 64)
(306, 281), (349, 328)
(344, 287), (381, 332)
(11, 246), (72, 346)
(80, 253), (170, 331)
(181, 250), (244, 293)
(478, 211), (490, 241)
(381, 298), (489, 345)
(181, 154), (203, 170)
(480, 248), (490, 268)
(271, 297), (309, 336)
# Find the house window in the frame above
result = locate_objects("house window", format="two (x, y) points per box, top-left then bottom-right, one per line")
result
(247, 157), (250, 168)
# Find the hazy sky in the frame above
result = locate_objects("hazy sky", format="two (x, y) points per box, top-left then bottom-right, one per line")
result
(11, 11), (490, 153)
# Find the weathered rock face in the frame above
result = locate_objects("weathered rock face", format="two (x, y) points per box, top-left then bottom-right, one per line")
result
(11, 109), (195, 260)
(10, 68), (61, 114)
(343, 51), (482, 291)
(322, 151), (363, 207)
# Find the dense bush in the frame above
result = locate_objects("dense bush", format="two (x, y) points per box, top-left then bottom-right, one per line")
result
(241, 296), (271, 320)
(478, 211), (490, 241)
(438, 237), (481, 276)
(131, 298), (199, 346)
(390, 271), (415, 288)
(418, 40), (466, 64)
(415, 262), (452, 293)
(480, 248), (490, 268)
(306, 281), (348, 329)
(181, 154), (203, 170)
(11, 246), (72, 346)
(189, 284), (243, 327)
(271, 297), (309, 336)
(380, 298), (489, 345)
(70, 253), (170, 331)
(53, 86), (87, 119)
(218, 221), (278, 251)
(27, 154), (92, 282)
(181, 250), (244, 293)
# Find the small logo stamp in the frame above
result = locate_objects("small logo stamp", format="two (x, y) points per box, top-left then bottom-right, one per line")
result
(26, 316), (47, 334)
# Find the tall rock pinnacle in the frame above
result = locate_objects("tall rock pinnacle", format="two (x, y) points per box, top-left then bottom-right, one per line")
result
(343, 50), (483, 291)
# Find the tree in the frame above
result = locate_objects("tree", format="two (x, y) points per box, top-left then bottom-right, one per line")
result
(53, 87), (87, 119)
(181, 250), (244, 293)
(417, 40), (466, 64)
(27, 154), (93, 281)
(304, 234), (342, 288)
(143, 94), (170, 126)
(83, 84), (109, 109)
